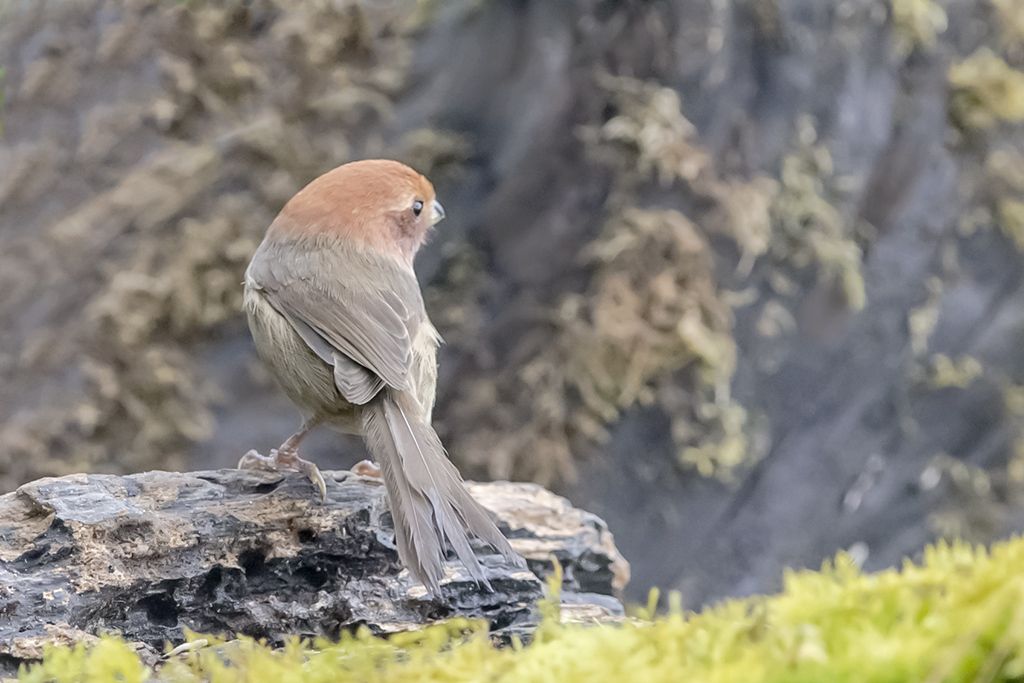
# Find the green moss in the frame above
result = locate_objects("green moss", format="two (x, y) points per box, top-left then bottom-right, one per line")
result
(440, 75), (755, 485)
(998, 198), (1024, 249)
(574, 76), (757, 481)
(908, 277), (943, 356)
(993, 0), (1024, 48)
(923, 453), (1000, 541)
(442, 205), (745, 483)
(583, 73), (712, 187)
(890, 0), (948, 55)
(769, 122), (866, 312)
(676, 401), (750, 479)
(915, 354), (984, 389)
(949, 48), (1024, 130)
(22, 536), (1024, 682)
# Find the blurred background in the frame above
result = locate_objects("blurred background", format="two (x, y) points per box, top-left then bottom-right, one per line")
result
(1, 0), (1024, 607)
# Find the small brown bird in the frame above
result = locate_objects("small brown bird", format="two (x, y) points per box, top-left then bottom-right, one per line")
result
(240, 159), (522, 594)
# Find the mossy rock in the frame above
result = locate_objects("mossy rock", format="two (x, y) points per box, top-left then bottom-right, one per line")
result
(19, 535), (1024, 682)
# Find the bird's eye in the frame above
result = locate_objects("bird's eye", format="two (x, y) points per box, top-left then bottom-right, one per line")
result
(412, 199), (424, 216)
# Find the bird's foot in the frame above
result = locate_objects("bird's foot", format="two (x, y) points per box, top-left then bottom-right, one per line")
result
(351, 459), (382, 478)
(238, 447), (327, 502)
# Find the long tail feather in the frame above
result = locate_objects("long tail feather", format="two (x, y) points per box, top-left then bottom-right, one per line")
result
(361, 390), (523, 594)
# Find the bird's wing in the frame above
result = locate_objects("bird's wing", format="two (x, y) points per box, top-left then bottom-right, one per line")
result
(247, 239), (423, 402)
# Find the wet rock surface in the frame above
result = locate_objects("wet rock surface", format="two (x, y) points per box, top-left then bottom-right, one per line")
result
(0, 469), (627, 674)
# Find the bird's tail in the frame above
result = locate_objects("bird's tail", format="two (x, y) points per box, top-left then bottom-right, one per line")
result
(361, 390), (523, 595)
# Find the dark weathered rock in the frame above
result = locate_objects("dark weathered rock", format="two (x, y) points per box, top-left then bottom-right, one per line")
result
(0, 469), (628, 673)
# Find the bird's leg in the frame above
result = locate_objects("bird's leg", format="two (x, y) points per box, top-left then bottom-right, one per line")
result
(239, 418), (327, 501)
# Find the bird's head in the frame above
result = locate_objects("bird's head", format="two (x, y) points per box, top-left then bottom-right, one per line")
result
(269, 159), (445, 265)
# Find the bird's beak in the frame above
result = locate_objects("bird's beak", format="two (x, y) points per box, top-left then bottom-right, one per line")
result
(431, 199), (446, 225)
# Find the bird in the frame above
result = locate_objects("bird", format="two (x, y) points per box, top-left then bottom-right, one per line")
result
(239, 159), (523, 595)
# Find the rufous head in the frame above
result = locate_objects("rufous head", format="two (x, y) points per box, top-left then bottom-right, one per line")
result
(268, 159), (445, 265)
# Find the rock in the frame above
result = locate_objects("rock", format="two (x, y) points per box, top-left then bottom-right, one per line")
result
(0, 469), (628, 674)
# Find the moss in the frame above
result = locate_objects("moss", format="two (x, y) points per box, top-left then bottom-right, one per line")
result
(441, 75), (761, 484)
(433, 74), (749, 484)
(675, 401), (750, 479)
(979, 150), (1024, 250)
(769, 120), (866, 312)
(444, 78), (870, 485)
(707, 175), (780, 276)
(572, 209), (734, 417)
(394, 128), (473, 179)
(914, 354), (984, 389)
(923, 453), (1001, 541)
(987, 150), (1024, 198)
(993, 0), (1024, 49)
(998, 198), (1024, 249)
(908, 277), (943, 356)
(0, 0), (418, 490)
(890, 0), (948, 55)
(921, 375), (1024, 542)
(22, 536), (1024, 682)
(582, 73), (712, 188)
(568, 207), (747, 480)
(574, 77), (760, 481)
(949, 48), (1024, 130)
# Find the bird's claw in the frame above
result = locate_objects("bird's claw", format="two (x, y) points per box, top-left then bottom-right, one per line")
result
(292, 454), (328, 502)
(237, 449), (278, 472)
(238, 448), (327, 502)
(351, 459), (382, 478)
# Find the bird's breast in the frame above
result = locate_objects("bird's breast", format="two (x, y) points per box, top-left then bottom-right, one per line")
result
(244, 284), (347, 417)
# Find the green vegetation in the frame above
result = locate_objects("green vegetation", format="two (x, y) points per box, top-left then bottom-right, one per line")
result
(992, 0), (1024, 47)
(1000, 199), (1024, 249)
(925, 1), (1024, 540)
(914, 354), (984, 389)
(443, 78), (871, 485)
(769, 124), (866, 312)
(576, 77), (749, 481)
(21, 536), (1024, 682)
(983, 150), (1024, 251)
(949, 48), (1024, 130)
(568, 206), (742, 479)
(436, 74), (754, 484)
(890, 0), (948, 55)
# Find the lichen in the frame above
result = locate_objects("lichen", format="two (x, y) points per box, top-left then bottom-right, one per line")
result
(21, 536), (1024, 682)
